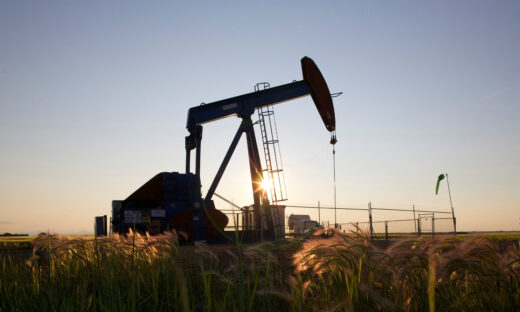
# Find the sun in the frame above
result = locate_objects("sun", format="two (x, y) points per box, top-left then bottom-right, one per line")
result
(260, 177), (271, 193)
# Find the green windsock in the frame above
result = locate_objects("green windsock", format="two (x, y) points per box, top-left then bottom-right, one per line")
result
(435, 174), (445, 195)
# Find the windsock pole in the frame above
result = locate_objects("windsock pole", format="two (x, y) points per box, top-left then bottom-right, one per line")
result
(445, 173), (456, 235)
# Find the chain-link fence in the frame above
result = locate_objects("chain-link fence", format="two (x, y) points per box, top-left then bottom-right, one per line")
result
(218, 202), (456, 240)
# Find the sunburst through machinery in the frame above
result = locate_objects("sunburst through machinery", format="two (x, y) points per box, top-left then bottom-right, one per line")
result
(106, 57), (338, 243)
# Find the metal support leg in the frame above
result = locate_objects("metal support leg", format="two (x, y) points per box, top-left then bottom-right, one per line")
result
(246, 129), (262, 240)
(244, 118), (268, 241)
(185, 133), (197, 174)
(205, 120), (247, 201)
(247, 123), (271, 211)
(194, 126), (203, 180)
(186, 150), (191, 174)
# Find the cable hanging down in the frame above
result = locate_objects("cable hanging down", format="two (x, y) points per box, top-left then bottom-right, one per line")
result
(330, 131), (337, 227)
(329, 91), (341, 228)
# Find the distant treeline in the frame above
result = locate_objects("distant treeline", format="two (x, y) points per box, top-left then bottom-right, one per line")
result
(0, 233), (29, 237)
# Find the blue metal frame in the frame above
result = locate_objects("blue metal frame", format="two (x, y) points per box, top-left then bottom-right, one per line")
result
(183, 78), (313, 241)
(186, 80), (311, 130)
(205, 119), (249, 201)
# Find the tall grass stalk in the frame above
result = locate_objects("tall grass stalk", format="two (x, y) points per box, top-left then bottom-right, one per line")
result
(289, 229), (520, 311)
(1, 229), (519, 311)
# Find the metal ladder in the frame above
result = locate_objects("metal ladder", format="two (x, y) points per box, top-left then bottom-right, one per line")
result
(255, 82), (288, 237)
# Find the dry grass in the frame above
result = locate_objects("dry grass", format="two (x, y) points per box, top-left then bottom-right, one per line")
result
(292, 228), (520, 311)
(1, 229), (519, 311)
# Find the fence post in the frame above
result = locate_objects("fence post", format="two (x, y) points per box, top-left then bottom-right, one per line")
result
(369, 202), (374, 241)
(385, 221), (389, 240)
(432, 213), (435, 238)
(453, 217), (457, 236)
(318, 200), (321, 226)
(418, 217), (421, 236)
(413, 204), (417, 235)
(356, 222), (359, 233)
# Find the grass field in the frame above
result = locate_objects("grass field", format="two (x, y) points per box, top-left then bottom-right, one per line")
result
(0, 235), (98, 251)
(1, 231), (518, 246)
(1, 230), (519, 311)
(460, 232), (520, 241)
(0, 235), (35, 250)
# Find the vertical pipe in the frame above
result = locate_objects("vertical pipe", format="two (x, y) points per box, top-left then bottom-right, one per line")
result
(185, 135), (192, 174)
(185, 148), (191, 174)
(195, 135), (202, 180)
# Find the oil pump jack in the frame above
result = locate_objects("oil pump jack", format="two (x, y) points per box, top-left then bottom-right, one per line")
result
(111, 57), (336, 242)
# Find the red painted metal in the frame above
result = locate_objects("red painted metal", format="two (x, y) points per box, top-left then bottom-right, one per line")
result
(301, 56), (336, 132)
(125, 173), (227, 241)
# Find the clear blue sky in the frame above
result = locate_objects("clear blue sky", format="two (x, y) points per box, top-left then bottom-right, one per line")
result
(1, 1), (519, 234)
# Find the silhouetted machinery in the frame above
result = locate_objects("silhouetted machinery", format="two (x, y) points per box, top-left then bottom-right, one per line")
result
(111, 57), (336, 242)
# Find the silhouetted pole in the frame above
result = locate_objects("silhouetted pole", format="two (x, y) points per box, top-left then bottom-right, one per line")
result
(368, 202), (374, 240)
(318, 200), (321, 225)
(445, 173), (456, 235)
(412, 204), (417, 235)
(333, 145), (337, 228)
(432, 213), (435, 238)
